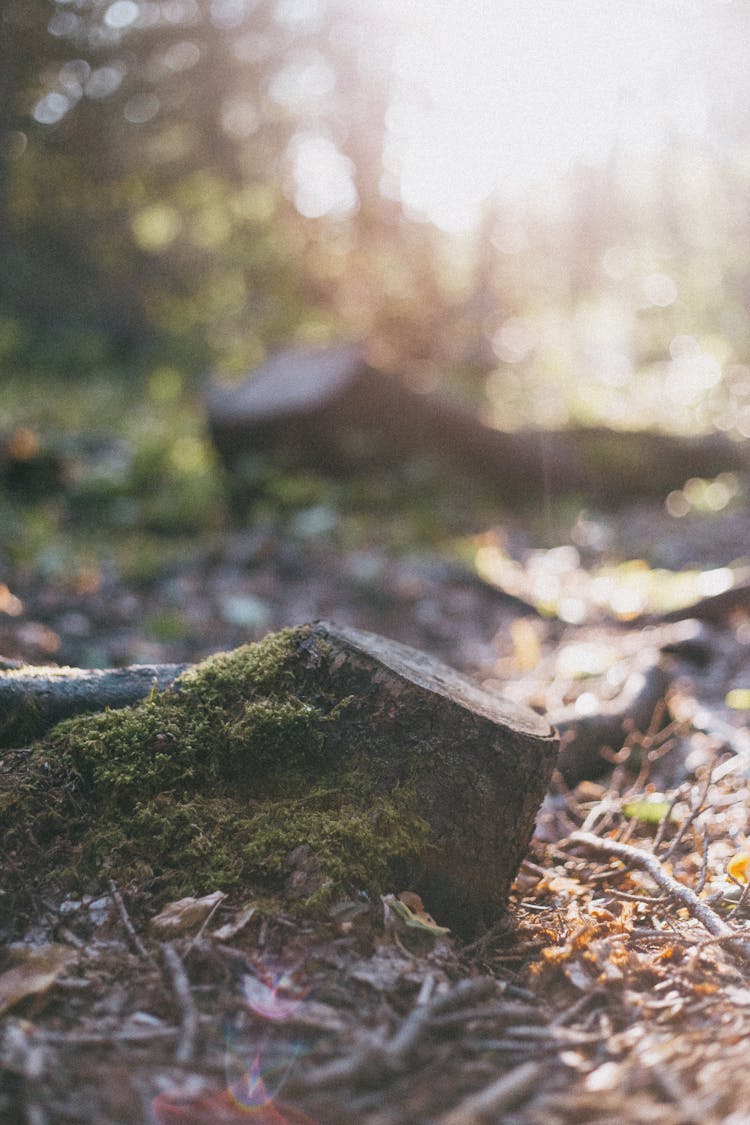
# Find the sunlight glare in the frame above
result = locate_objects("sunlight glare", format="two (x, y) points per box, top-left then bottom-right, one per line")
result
(385, 0), (710, 231)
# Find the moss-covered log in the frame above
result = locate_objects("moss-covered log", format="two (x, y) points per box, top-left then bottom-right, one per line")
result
(0, 623), (557, 934)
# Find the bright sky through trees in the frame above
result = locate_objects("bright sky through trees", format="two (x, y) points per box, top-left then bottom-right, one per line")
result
(379, 0), (722, 231)
(11, 0), (750, 435)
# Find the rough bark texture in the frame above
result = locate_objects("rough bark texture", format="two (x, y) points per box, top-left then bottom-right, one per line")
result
(291, 622), (559, 930)
(0, 662), (189, 747)
(206, 344), (750, 504)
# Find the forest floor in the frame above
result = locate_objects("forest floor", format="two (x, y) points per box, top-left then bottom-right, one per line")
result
(3, 394), (750, 1123)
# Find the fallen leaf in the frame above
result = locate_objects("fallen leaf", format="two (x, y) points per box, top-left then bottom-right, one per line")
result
(0, 944), (78, 1017)
(387, 892), (450, 935)
(622, 795), (672, 824)
(150, 891), (227, 937)
(727, 853), (750, 883)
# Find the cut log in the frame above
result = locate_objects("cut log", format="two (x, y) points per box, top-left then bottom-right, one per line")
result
(0, 624), (557, 934)
(206, 344), (750, 505)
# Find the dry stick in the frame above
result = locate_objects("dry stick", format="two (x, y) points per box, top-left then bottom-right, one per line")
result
(695, 822), (710, 896)
(109, 879), (149, 959)
(660, 770), (712, 862)
(652, 789), (682, 852)
(183, 894), (226, 960)
(162, 943), (199, 1065)
(436, 1061), (544, 1125)
(568, 831), (750, 963)
(429, 1001), (544, 1029)
(385, 973), (436, 1059)
(728, 876), (750, 918)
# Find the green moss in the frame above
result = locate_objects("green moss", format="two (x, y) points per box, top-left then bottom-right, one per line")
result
(3, 627), (431, 913)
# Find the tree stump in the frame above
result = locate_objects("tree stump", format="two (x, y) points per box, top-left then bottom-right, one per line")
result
(1, 623), (557, 935)
(206, 342), (443, 473)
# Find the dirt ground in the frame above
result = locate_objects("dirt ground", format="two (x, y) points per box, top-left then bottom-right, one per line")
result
(3, 488), (750, 1124)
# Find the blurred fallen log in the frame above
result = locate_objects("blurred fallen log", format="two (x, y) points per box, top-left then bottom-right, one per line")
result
(644, 577), (750, 625)
(206, 344), (750, 505)
(552, 654), (671, 783)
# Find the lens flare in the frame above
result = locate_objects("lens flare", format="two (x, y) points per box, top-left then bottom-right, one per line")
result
(152, 959), (317, 1124)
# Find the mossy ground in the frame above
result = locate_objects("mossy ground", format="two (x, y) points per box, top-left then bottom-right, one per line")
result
(2, 627), (431, 915)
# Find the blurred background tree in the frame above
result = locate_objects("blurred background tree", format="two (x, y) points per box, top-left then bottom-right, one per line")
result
(3, 0), (750, 438)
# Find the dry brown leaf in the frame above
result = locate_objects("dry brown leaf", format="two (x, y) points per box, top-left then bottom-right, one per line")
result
(149, 891), (227, 938)
(0, 943), (78, 1017)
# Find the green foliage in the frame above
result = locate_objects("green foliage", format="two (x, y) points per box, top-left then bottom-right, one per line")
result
(4, 0), (750, 434)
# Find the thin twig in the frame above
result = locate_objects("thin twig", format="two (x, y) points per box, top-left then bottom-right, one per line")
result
(694, 823), (710, 896)
(567, 830), (750, 963)
(728, 876), (750, 918)
(38, 1027), (179, 1045)
(183, 894), (226, 959)
(629, 927), (691, 942)
(388, 975), (496, 1059)
(162, 943), (199, 1065)
(429, 1001), (544, 1028)
(436, 1061), (543, 1125)
(386, 972), (436, 1057)
(653, 789), (682, 852)
(660, 771), (712, 861)
(109, 879), (148, 958)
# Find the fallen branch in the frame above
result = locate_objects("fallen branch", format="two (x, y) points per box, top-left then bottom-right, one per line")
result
(109, 880), (149, 960)
(0, 662), (189, 747)
(568, 830), (750, 962)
